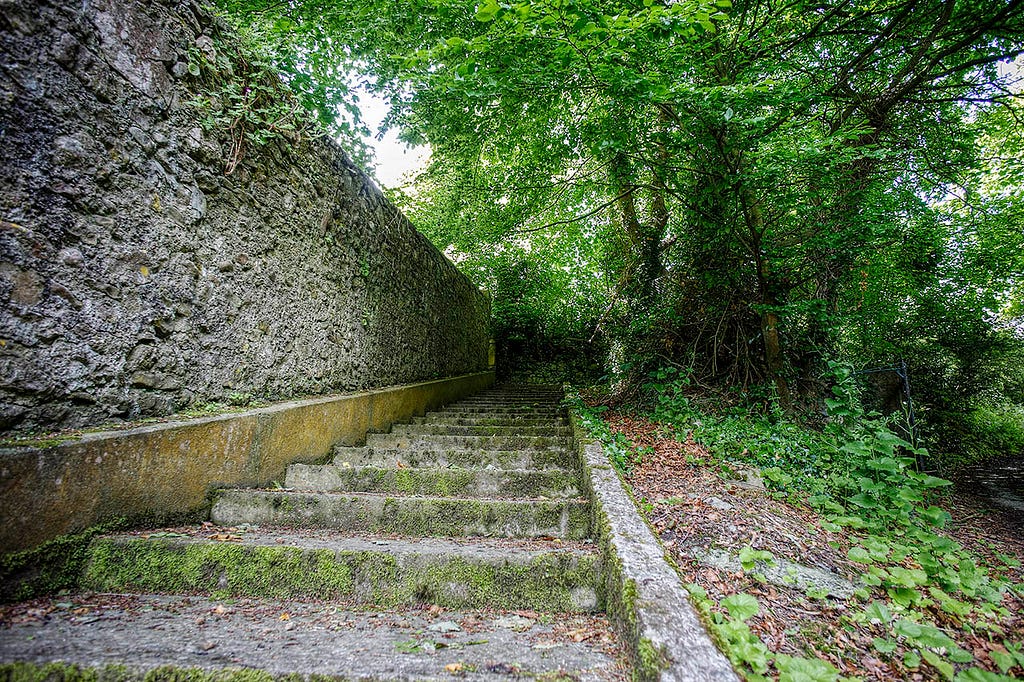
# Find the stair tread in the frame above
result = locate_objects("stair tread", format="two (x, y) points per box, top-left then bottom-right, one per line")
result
(103, 526), (597, 556)
(221, 488), (588, 504)
(0, 593), (624, 680)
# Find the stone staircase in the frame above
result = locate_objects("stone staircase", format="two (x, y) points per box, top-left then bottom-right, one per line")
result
(2, 385), (624, 680)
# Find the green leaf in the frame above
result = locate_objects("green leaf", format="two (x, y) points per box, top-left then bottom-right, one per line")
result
(913, 473), (953, 488)
(775, 653), (839, 682)
(894, 619), (923, 639)
(872, 637), (898, 653)
(990, 649), (1015, 673)
(721, 593), (759, 621)
(848, 546), (873, 564)
(475, 0), (500, 22)
(862, 600), (891, 624)
(921, 649), (954, 680)
(920, 506), (951, 527)
(848, 492), (878, 508)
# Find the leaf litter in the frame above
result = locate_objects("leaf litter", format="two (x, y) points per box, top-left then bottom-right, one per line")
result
(602, 411), (1024, 681)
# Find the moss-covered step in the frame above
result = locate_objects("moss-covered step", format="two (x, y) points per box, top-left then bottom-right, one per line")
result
(389, 423), (572, 437)
(79, 531), (601, 611)
(415, 411), (569, 421)
(365, 433), (572, 452)
(210, 490), (591, 539)
(434, 406), (565, 415)
(455, 399), (562, 405)
(285, 464), (581, 498)
(333, 445), (576, 470)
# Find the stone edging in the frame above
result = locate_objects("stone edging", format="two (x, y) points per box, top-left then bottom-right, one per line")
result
(0, 372), (495, 554)
(570, 414), (738, 682)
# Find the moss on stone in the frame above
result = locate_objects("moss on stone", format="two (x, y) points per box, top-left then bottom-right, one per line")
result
(80, 536), (599, 611)
(0, 521), (130, 603)
(634, 637), (671, 682)
(372, 496), (590, 539)
(83, 539), (354, 599)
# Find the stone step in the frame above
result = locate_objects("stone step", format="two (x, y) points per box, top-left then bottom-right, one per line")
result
(1, 594), (622, 680)
(366, 433), (571, 452)
(436, 406), (565, 415)
(468, 391), (565, 395)
(81, 529), (600, 611)
(334, 446), (576, 470)
(211, 490), (591, 539)
(460, 399), (563, 405)
(286, 464), (581, 498)
(390, 423), (571, 437)
(416, 414), (568, 427)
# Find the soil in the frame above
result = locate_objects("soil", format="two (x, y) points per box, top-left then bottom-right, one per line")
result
(603, 412), (1024, 681)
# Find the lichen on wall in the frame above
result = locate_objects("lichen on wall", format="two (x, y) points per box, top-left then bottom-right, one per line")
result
(0, 0), (490, 433)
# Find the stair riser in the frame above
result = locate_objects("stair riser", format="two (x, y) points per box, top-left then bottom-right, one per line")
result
(286, 465), (581, 498)
(366, 433), (571, 451)
(211, 491), (591, 539)
(390, 424), (571, 437)
(417, 411), (569, 421)
(82, 538), (601, 612)
(335, 447), (576, 470)
(438, 407), (565, 415)
(461, 401), (563, 406)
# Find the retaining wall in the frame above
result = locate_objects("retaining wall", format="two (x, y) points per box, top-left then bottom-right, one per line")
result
(0, 0), (490, 433)
(1, 371), (495, 553)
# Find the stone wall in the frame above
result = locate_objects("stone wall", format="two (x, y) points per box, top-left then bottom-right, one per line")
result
(0, 0), (490, 432)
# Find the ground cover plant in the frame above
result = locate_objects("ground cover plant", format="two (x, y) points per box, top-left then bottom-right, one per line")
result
(570, 368), (1024, 681)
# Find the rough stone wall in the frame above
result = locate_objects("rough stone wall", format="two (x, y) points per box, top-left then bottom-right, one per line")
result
(0, 0), (490, 432)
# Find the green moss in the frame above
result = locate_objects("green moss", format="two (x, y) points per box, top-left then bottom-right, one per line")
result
(83, 539), (353, 599)
(373, 497), (590, 539)
(81, 536), (599, 611)
(333, 467), (578, 498)
(0, 435), (78, 449)
(634, 637), (670, 682)
(0, 521), (130, 603)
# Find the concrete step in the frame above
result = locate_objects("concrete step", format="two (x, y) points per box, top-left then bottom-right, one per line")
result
(1, 593), (623, 680)
(286, 464), (581, 498)
(81, 529), (600, 611)
(454, 399), (565, 403)
(390, 423), (572, 437)
(211, 490), (591, 539)
(366, 433), (571, 452)
(416, 414), (568, 427)
(334, 446), (576, 470)
(438, 405), (564, 413)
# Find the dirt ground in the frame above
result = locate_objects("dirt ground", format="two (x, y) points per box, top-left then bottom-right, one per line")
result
(606, 412), (1024, 681)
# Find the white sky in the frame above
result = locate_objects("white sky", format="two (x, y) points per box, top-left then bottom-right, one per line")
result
(358, 91), (431, 189)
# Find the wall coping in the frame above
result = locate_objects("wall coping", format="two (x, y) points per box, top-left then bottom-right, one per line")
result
(570, 413), (738, 682)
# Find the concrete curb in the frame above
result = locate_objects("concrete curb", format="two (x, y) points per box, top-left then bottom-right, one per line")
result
(1, 372), (494, 553)
(570, 414), (738, 682)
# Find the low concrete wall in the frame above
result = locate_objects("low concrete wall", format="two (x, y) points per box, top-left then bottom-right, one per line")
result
(0, 371), (494, 553)
(570, 414), (737, 682)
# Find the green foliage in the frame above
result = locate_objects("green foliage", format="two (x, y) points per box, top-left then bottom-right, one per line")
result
(568, 394), (644, 473)
(184, 18), (326, 173)
(216, 0), (1024, 465)
(0, 521), (127, 603)
(636, 358), (1024, 681)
